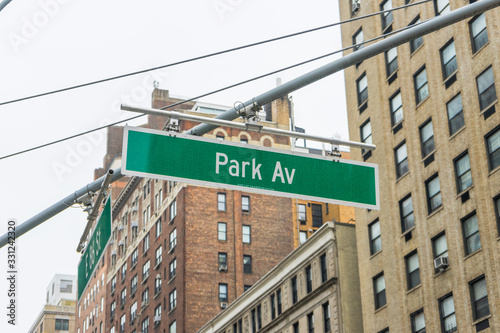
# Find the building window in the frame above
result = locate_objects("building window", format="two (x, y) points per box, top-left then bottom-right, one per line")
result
(311, 204), (323, 227)
(409, 16), (423, 53)
(121, 263), (127, 281)
(131, 248), (138, 267)
(320, 253), (327, 283)
(142, 260), (150, 281)
(169, 321), (176, 333)
(306, 265), (312, 293)
(293, 323), (299, 333)
(470, 13), (488, 53)
(419, 119), (435, 158)
(373, 273), (386, 310)
(154, 276), (161, 296)
(406, 252), (421, 290)
(219, 283), (228, 302)
(380, 0), (393, 32)
(357, 73), (368, 106)
(454, 152), (472, 193)
(462, 212), (481, 255)
(495, 195), (500, 236)
(323, 302), (331, 333)
(243, 255), (252, 274)
(300, 231), (308, 244)
(169, 289), (177, 310)
(142, 288), (149, 306)
(369, 219), (382, 255)
(414, 67), (429, 104)
(470, 276), (490, 321)
(244, 285), (252, 292)
(360, 119), (372, 156)
(240, 137), (248, 144)
(131, 275), (137, 295)
(435, 0), (450, 15)
(307, 312), (314, 333)
(432, 233), (448, 269)
(111, 275), (117, 293)
(257, 304), (262, 329)
(439, 294), (457, 333)
(241, 196), (250, 212)
(120, 314), (126, 333)
(169, 258), (177, 280)
(110, 301), (116, 318)
(55, 319), (69, 331)
(385, 47), (398, 77)
(60, 280), (72, 293)
(486, 126), (500, 170)
(411, 309), (425, 333)
(446, 93), (464, 136)
(242, 225), (251, 244)
(426, 174), (442, 214)
(291, 276), (298, 304)
(400, 194), (414, 232)
(169, 228), (177, 250)
(390, 91), (403, 126)
(218, 222), (227, 241)
(154, 305), (161, 325)
(155, 246), (162, 267)
(277, 289), (282, 315)
(218, 252), (227, 268)
(121, 288), (127, 306)
(218, 193), (226, 211)
(169, 199), (177, 220)
(143, 233), (150, 254)
(353, 27), (364, 51)
(141, 318), (149, 333)
(270, 293), (276, 320)
(130, 301), (137, 322)
(476, 66), (497, 111)
(216, 133), (225, 140)
(441, 40), (457, 81)
(395, 142), (409, 178)
(298, 204), (306, 223)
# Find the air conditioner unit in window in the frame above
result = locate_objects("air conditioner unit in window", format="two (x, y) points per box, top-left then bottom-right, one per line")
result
(154, 315), (161, 325)
(434, 256), (449, 271)
(220, 302), (228, 309)
(218, 264), (228, 272)
(352, 0), (360, 14)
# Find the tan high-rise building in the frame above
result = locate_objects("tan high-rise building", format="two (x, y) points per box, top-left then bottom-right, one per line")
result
(339, 1), (500, 332)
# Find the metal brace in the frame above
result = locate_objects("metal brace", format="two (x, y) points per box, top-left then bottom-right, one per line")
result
(235, 100), (263, 132)
(166, 111), (180, 132)
(327, 145), (342, 161)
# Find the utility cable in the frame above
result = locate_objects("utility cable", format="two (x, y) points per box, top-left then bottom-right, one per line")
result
(0, 18), (427, 161)
(0, 0), (432, 107)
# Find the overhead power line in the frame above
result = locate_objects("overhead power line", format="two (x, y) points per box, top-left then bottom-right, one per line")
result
(0, 0), (431, 107)
(0, 18), (427, 161)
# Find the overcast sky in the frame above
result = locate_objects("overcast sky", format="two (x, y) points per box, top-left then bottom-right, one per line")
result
(0, 0), (347, 331)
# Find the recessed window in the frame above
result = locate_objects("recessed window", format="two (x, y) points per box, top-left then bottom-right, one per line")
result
(170, 199), (177, 221)
(169, 289), (177, 310)
(432, 233), (448, 262)
(380, 0), (393, 32)
(291, 276), (298, 304)
(439, 294), (457, 332)
(218, 222), (227, 241)
(486, 126), (500, 171)
(219, 283), (228, 302)
(390, 91), (403, 126)
(216, 133), (225, 140)
(240, 137), (248, 144)
(470, 14), (488, 53)
(218, 252), (227, 267)
(305, 265), (312, 293)
(409, 16), (423, 53)
(385, 47), (398, 77)
(217, 193), (226, 211)
(394, 141), (409, 178)
(312, 204), (323, 228)
(476, 66), (497, 111)
(55, 319), (69, 331)
(353, 27), (364, 51)
(435, 0), (450, 16)
(405, 252), (420, 289)
(141, 318), (149, 333)
(299, 231), (307, 244)
(131, 274), (138, 294)
(155, 219), (162, 238)
(298, 204), (306, 222)
(143, 233), (150, 254)
(320, 253), (327, 283)
(323, 302), (331, 333)
(419, 120), (435, 158)
(369, 219), (382, 255)
(410, 309), (426, 333)
(414, 67), (429, 104)
(400, 195), (414, 232)
(360, 119), (372, 156)
(470, 276), (490, 320)
(357, 73), (368, 106)
(154, 275), (161, 295)
(446, 93), (465, 136)
(155, 246), (162, 267)
(142, 260), (150, 281)
(454, 152), (472, 193)
(169, 258), (177, 280)
(142, 288), (149, 306)
(242, 225), (251, 244)
(169, 321), (176, 333)
(277, 289), (282, 315)
(495, 195), (500, 236)
(441, 40), (457, 81)
(462, 212), (481, 255)
(426, 174), (442, 214)
(243, 255), (252, 274)
(241, 196), (250, 212)
(373, 273), (386, 309)
(307, 312), (315, 333)
(169, 228), (177, 250)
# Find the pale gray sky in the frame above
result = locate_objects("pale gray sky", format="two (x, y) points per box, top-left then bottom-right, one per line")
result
(0, 0), (347, 331)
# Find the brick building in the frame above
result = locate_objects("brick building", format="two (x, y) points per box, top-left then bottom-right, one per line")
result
(340, 1), (500, 332)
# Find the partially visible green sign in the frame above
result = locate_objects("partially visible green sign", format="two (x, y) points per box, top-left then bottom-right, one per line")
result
(78, 196), (112, 301)
(122, 126), (379, 209)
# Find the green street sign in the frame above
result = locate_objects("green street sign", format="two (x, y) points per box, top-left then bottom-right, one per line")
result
(122, 126), (379, 209)
(77, 196), (112, 301)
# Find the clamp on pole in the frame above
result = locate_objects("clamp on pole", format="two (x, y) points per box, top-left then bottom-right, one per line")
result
(166, 111), (180, 132)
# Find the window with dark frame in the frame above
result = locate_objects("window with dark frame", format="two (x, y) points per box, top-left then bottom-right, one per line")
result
(405, 251), (421, 290)
(218, 193), (226, 211)
(169, 258), (176, 280)
(462, 212), (481, 255)
(307, 312), (315, 333)
(486, 126), (500, 171)
(298, 204), (306, 223)
(414, 67), (429, 104)
(169, 289), (177, 310)
(400, 195), (414, 233)
(242, 196), (250, 212)
(219, 283), (228, 302)
(353, 27), (364, 51)
(293, 322), (299, 333)
(300, 231), (308, 244)
(439, 294), (457, 333)
(243, 225), (251, 244)
(476, 66), (497, 111)
(291, 276), (298, 304)
(270, 294), (276, 320)
(369, 219), (382, 255)
(419, 119), (435, 158)
(257, 305), (262, 329)
(409, 16), (423, 53)
(169, 228), (177, 250)
(306, 265), (312, 293)
(395, 141), (409, 178)
(373, 273), (386, 310)
(277, 289), (282, 315)
(243, 255), (252, 274)
(470, 276), (490, 321)
(454, 152), (472, 193)
(432, 232), (448, 262)
(360, 119), (372, 156)
(385, 47), (398, 77)
(218, 252), (227, 267)
(440, 40), (457, 81)
(435, 0), (450, 16)
(469, 14), (488, 53)
(216, 133), (225, 140)
(495, 195), (500, 236)
(218, 222), (227, 241)
(446, 93), (465, 136)
(357, 73), (368, 106)
(320, 253), (327, 283)
(312, 204), (323, 227)
(323, 302), (331, 333)
(410, 309), (426, 333)
(425, 174), (442, 214)
(390, 91), (403, 126)
(380, 0), (393, 32)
